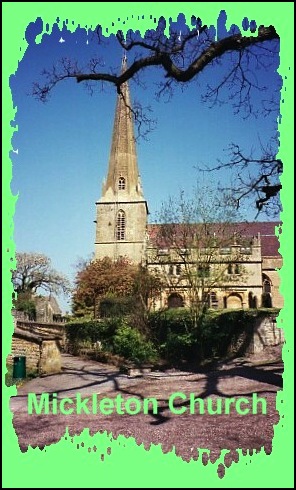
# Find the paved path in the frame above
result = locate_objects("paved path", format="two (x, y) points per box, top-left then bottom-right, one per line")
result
(9, 353), (283, 469)
(10, 353), (282, 415)
(9, 354), (148, 413)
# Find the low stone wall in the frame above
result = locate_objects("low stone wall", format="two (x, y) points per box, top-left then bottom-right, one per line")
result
(228, 313), (284, 357)
(7, 333), (41, 371)
(7, 328), (62, 375)
(249, 315), (284, 354)
(15, 320), (66, 348)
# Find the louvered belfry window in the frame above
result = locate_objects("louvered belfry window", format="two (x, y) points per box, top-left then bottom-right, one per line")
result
(116, 210), (126, 240)
(118, 177), (126, 190)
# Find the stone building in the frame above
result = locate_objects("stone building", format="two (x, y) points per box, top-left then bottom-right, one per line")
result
(34, 295), (63, 323)
(94, 57), (283, 311)
(146, 221), (283, 310)
(12, 294), (63, 323)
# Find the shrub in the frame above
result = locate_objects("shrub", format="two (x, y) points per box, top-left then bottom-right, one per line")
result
(148, 309), (194, 344)
(113, 324), (158, 365)
(160, 330), (197, 365)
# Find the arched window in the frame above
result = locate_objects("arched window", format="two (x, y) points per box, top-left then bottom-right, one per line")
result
(226, 293), (243, 309)
(176, 264), (182, 276)
(262, 274), (272, 307)
(118, 177), (126, 190)
(263, 279), (272, 294)
(116, 210), (126, 240)
(234, 264), (240, 275)
(227, 263), (233, 274)
(168, 265), (174, 275)
(167, 293), (184, 309)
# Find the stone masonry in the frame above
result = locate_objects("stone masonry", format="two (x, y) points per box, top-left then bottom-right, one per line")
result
(7, 321), (64, 375)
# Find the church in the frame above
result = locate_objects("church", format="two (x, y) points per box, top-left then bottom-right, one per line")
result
(94, 57), (283, 311)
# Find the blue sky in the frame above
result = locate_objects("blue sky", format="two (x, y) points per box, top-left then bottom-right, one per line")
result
(10, 15), (281, 312)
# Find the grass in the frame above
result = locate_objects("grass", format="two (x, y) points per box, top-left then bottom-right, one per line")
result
(5, 364), (39, 388)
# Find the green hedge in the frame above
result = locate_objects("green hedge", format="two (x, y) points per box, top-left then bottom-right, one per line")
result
(148, 309), (194, 342)
(160, 330), (197, 364)
(66, 318), (120, 353)
(99, 296), (136, 318)
(66, 308), (280, 367)
(66, 318), (158, 365)
(147, 308), (280, 364)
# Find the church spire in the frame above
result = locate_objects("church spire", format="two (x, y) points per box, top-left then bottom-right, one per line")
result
(101, 53), (144, 201)
(95, 54), (148, 264)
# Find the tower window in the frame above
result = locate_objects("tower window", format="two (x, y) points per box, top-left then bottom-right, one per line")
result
(263, 279), (272, 293)
(118, 177), (126, 190)
(176, 264), (182, 275)
(116, 210), (126, 240)
(168, 265), (174, 275)
(227, 263), (240, 275)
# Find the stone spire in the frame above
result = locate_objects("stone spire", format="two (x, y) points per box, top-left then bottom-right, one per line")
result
(95, 54), (148, 264)
(101, 54), (144, 201)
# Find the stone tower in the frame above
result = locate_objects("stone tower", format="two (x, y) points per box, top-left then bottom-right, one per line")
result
(94, 55), (148, 264)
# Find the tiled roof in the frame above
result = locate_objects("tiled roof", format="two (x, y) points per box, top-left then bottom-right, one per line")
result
(147, 221), (281, 258)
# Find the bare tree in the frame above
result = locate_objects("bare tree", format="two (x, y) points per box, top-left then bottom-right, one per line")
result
(32, 16), (280, 211)
(201, 140), (282, 217)
(12, 252), (70, 296)
(148, 187), (249, 326)
(33, 18), (279, 115)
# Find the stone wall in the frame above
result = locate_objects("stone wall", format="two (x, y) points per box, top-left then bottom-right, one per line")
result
(39, 339), (62, 374)
(7, 334), (41, 371)
(15, 320), (66, 348)
(248, 314), (284, 354)
(7, 328), (62, 375)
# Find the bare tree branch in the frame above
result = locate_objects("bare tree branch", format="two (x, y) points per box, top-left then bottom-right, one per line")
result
(200, 141), (282, 217)
(33, 23), (279, 105)
(32, 18), (281, 214)
(12, 252), (71, 296)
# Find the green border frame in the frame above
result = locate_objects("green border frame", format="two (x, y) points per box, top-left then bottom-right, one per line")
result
(2, 3), (294, 488)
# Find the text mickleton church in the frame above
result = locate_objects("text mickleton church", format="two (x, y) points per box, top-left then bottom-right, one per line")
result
(94, 57), (282, 312)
